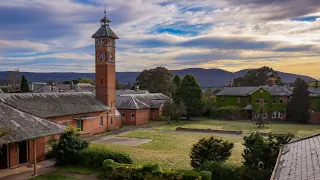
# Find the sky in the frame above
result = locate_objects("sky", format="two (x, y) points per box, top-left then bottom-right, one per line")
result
(0, 0), (319, 78)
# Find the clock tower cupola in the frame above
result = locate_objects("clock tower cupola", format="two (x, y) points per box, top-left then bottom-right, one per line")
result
(92, 9), (118, 108)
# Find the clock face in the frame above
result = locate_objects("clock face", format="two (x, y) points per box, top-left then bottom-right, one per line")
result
(109, 53), (115, 63)
(98, 53), (104, 61)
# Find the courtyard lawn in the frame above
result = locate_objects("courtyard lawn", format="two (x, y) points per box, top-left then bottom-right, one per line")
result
(149, 119), (320, 138)
(93, 130), (244, 170)
(31, 173), (83, 180)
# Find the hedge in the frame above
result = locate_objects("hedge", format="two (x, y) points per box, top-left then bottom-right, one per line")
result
(178, 170), (212, 180)
(199, 161), (244, 180)
(79, 145), (133, 168)
(210, 106), (246, 120)
(102, 159), (182, 180)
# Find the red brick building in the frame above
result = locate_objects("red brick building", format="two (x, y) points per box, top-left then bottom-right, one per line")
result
(116, 93), (168, 125)
(0, 102), (64, 169)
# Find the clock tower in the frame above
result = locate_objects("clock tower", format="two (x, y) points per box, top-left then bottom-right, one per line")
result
(92, 10), (118, 109)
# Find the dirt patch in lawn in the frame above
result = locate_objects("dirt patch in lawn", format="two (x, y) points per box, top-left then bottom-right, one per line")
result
(93, 137), (152, 146)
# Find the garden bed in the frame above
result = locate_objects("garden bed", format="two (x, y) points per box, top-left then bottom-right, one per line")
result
(176, 127), (243, 135)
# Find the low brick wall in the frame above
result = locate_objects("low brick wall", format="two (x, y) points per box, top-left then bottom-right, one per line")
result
(310, 112), (320, 124)
(176, 127), (242, 135)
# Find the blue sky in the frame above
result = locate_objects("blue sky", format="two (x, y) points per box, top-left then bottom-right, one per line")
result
(0, 0), (320, 78)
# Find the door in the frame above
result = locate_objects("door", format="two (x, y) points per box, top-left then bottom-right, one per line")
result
(19, 141), (27, 164)
(0, 144), (8, 169)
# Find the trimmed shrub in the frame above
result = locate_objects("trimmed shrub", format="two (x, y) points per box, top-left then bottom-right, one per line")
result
(190, 136), (234, 168)
(178, 170), (201, 180)
(210, 106), (245, 120)
(56, 126), (89, 165)
(102, 159), (182, 180)
(199, 171), (212, 180)
(79, 145), (133, 168)
(199, 161), (243, 180)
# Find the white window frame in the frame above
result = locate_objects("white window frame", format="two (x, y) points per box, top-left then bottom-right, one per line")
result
(100, 116), (103, 127)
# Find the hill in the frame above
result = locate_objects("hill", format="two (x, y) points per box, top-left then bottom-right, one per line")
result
(0, 68), (315, 87)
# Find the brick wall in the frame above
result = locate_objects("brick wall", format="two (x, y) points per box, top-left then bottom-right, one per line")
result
(119, 109), (150, 125)
(310, 112), (320, 124)
(9, 143), (18, 168)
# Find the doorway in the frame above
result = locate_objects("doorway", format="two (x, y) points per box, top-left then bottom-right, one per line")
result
(19, 141), (27, 164)
(0, 144), (8, 169)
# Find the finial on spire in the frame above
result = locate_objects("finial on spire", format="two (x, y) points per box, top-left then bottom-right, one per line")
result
(100, 6), (111, 26)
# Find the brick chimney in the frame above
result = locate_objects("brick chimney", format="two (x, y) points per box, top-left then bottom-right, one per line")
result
(70, 81), (74, 90)
(267, 77), (276, 86)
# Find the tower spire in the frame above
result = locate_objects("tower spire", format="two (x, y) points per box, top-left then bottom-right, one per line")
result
(100, 6), (110, 26)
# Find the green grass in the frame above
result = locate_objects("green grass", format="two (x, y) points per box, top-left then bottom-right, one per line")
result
(57, 166), (96, 175)
(93, 130), (244, 170)
(150, 119), (320, 138)
(31, 173), (83, 180)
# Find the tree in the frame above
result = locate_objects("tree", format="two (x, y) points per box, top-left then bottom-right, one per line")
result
(233, 66), (283, 86)
(287, 78), (310, 123)
(254, 106), (268, 128)
(74, 78), (94, 85)
(174, 74), (204, 118)
(20, 75), (29, 92)
(175, 102), (187, 121)
(7, 69), (19, 92)
(190, 136), (234, 168)
(136, 67), (175, 96)
(161, 99), (175, 123)
(56, 126), (89, 165)
(173, 75), (181, 87)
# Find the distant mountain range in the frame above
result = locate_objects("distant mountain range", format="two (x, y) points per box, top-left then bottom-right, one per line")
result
(0, 68), (315, 87)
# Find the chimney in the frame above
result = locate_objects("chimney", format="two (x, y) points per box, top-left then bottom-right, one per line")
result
(70, 81), (74, 90)
(267, 77), (276, 86)
(51, 82), (54, 91)
(229, 81), (233, 87)
(135, 84), (140, 91)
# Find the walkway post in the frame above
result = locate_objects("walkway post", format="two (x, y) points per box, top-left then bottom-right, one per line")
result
(33, 139), (37, 176)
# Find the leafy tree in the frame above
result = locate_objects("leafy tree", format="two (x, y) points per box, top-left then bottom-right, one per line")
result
(174, 74), (204, 118)
(190, 137), (234, 168)
(242, 133), (293, 180)
(175, 102), (187, 121)
(203, 88), (216, 117)
(173, 75), (181, 87)
(136, 67), (175, 96)
(254, 107), (268, 128)
(73, 78), (94, 85)
(233, 66), (283, 86)
(161, 99), (175, 123)
(20, 75), (29, 92)
(287, 78), (310, 123)
(56, 126), (89, 165)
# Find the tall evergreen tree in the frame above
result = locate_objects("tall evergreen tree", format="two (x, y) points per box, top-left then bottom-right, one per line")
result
(287, 78), (310, 123)
(173, 75), (181, 87)
(20, 75), (29, 92)
(174, 74), (204, 118)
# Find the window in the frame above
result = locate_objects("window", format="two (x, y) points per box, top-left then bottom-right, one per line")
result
(272, 111), (276, 118)
(264, 99), (267, 104)
(98, 39), (102, 46)
(76, 120), (83, 131)
(237, 97), (240, 104)
(131, 113), (135, 118)
(273, 98), (276, 104)
(121, 114), (125, 120)
(279, 112), (282, 118)
(100, 116), (103, 127)
(100, 79), (103, 86)
(222, 97), (225, 103)
(111, 118), (113, 124)
(280, 97), (283, 104)
(256, 99), (259, 104)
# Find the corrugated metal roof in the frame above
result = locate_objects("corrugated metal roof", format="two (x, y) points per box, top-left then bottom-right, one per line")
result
(0, 92), (110, 118)
(116, 93), (169, 110)
(272, 134), (320, 180)
(260, 86), (293, 96)
(92, 25), (118, 39)
(116, 90), (149, 95)
(216, 87), (258, 96)
(116, 96), (150, 110)
(0, 102), (65, 144)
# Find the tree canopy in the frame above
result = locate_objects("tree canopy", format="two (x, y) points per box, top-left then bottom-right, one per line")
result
(136, 67), (175, 96)
(287, 78), (310, 123)
(233, 66), (283, 86)
(173, 75), (181, 87)
(20, 75), (29, 92)
(174, 74), (204, 117)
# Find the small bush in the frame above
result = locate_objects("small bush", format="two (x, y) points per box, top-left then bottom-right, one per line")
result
(199, 171), (212, 180)
(56, 126), (89, 165)
(199, 161), (243, 180)
(190, 136), (234, 168)
(210, 106), (244, 120)
(79, 145), (133, 168)
(45, 141), (58, 159)
(102, 159), (182, 180)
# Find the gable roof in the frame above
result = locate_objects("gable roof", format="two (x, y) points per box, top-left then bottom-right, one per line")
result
(271, 134), (320, 180)
(216, 87), (258, 96)
(0, 102), (65, 144)
(116, 93), (169, 110)
(116, 90), (149, 95)
(0, 92), (110, 118)
(253, 86), (293, 96)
